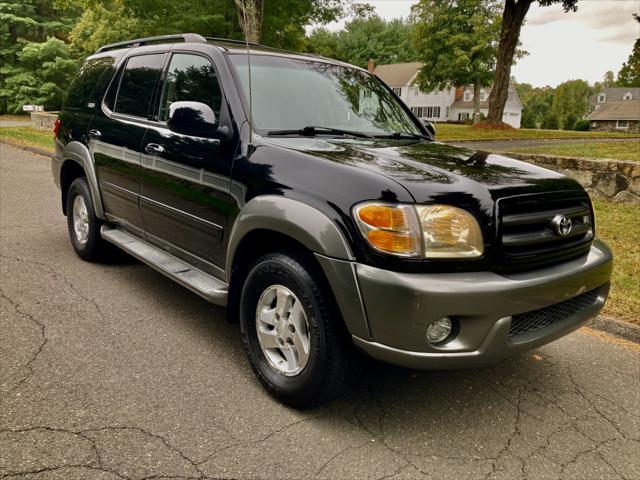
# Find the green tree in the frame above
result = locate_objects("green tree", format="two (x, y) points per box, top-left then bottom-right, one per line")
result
(542, 111), (559, 130)
(486, 0), (579, 126)
(0, 37), (78, 112)
(617, 39), (640, 88)
(0, 0), (78, 112)
(412, 0), (501, 125)
(519, 85), (554, 129)
(307, 16), (417, 68)
(602, 70), (616, 87)
(550, 79), (591, 126)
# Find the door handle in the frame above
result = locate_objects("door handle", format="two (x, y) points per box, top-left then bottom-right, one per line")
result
(145, 143), (165, 155)
(88, 129), (101, 139)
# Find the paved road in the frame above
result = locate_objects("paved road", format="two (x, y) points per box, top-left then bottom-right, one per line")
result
(448, 137), (638, 152)
(1, 143), (639, 480)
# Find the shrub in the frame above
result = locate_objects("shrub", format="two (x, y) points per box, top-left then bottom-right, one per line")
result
(542, 112), (560, 130)
(573, 119), (590, 131)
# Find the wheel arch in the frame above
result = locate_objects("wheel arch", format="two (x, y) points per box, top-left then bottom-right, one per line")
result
(225, 196), (370, 339)
(225, 196), (354, 283)
(59, 141), (105, 219)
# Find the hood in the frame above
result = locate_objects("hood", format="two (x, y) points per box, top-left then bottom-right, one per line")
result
(263, 137), (582, 206)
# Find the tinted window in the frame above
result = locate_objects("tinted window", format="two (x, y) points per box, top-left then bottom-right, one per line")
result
(159, 54), (222, 121)
(103, 66), (123, 111)
(64, 56), (116, 110)
(114, 54), (165, 118)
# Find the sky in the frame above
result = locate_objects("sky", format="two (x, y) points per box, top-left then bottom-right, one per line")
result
(321, 0), (639, 87)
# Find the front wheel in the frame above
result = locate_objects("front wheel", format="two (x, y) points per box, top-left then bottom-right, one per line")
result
(239, 251), (356, 408)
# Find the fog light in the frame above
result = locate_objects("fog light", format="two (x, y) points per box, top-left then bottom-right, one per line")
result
(426, 317), (452, 344)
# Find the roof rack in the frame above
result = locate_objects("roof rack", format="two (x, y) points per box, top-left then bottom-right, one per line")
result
(95, 33), (207, 54)
(205, 37), (262, 47)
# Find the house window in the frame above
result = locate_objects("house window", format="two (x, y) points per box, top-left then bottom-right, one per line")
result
(616, 120), (629, 129)
(411, 106), (423, 117)
(597, 94), (606, 103)
(591, 122), (598, 128)
(458, 112), (470, 121)
(392, 87), (402, 96)
(423, 106), (441, 118)
(463, 91), (472, 102)
(480, 92), (487, 101)
(623, 92), (633, 100)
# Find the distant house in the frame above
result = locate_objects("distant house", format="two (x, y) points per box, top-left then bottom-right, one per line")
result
(586, 100), (640, 133)
(372, 61), (523, 128)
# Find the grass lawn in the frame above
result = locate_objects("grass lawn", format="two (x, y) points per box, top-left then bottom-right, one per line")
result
(593, 200), (640, 324)
(506, 140), (640, 162)
(436, 123), (640, 142)
(0, 126), (54, 153)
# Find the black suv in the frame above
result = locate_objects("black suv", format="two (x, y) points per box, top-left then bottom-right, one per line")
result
(53, 33), (612, 407)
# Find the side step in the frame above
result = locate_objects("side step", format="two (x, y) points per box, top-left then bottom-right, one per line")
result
(101, 226), (228, 306)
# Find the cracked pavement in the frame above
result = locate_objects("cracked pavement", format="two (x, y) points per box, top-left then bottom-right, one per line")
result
(1, 142), (639, 480)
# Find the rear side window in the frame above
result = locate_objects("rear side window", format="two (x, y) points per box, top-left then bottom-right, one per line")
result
(159, 53), (223, 121)
(113, 54), (165, 118)
(64, 56), (116, 110)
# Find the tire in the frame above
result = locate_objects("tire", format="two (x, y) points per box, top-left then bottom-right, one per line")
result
(239, 251), (356, 408)
(66, 177), (110, 262)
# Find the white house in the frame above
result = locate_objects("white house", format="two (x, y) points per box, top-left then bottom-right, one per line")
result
(372, 62), (523, 128)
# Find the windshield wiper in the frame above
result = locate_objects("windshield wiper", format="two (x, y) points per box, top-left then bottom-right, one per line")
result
(267, 126), (374, 139)
(374, 131), (432, 141)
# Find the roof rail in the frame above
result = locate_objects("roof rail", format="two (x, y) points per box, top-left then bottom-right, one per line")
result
(205, 37), (262, 48)
(95, 33), (207, 54)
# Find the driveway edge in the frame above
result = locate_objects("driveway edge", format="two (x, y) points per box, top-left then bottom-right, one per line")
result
(588, 316), (640, 343)
(0, 140), (54, 158)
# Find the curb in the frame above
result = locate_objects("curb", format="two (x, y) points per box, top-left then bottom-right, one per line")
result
(0, 140), (54, 158)
(588, 316), (640, 344)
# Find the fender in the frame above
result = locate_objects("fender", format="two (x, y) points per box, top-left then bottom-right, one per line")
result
(61, 140), (106, 219)
(226, 195), (371, 339)
(226, 196), (354, 280)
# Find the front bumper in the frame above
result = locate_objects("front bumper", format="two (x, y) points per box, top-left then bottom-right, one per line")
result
(351, 240), (613, 369)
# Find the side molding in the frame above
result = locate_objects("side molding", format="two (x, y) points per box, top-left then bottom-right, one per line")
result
(62, 141), (105, 219)
(226, 196), (354, 280)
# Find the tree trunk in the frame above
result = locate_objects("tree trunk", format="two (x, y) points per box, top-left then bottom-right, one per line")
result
(473, 83), (482, 125)
(234, 0), (264, 44)
(487, 0), (533, 125)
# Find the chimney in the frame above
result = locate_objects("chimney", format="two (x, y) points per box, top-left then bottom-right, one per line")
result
(367, 59), (374, 73)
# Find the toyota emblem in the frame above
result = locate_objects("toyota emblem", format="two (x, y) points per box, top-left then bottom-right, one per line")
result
(551, 215), (573, 237)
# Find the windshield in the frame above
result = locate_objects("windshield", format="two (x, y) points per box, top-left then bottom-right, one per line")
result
(229, 54), (422, 137)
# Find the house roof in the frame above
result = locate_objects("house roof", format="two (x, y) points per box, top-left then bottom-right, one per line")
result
(373, 62), (423, 86)
(587, 100), (640, 120)
(589, 87), (640, 104)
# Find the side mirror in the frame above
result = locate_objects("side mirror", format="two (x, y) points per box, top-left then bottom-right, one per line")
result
(421, 119), (436, 139)
(167, 101), (217, 138)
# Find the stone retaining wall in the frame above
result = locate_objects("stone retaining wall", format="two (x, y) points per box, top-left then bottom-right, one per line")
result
(30, 111), (59, 131)
(504, 153), (639, 204)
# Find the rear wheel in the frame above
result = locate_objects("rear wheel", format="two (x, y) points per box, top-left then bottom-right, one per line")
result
(66, 177), (110, 261)
(239, 251), (356, 408)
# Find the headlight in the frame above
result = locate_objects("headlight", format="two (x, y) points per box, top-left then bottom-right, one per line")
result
(353, 203), (484, 259)
(353, 203), (422, 256)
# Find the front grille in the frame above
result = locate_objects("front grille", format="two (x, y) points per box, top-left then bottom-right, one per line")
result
(509, 289), (600, 338)
(496, 192), (594, 270)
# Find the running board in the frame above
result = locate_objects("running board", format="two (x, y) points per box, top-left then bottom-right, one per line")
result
(101, 226), (228, 306)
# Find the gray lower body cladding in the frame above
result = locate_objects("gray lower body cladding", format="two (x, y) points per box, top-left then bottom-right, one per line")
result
(319, 240), (613, 369)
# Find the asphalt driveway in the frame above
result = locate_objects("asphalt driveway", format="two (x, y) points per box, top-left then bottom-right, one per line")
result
(1, 143), (639, 480)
